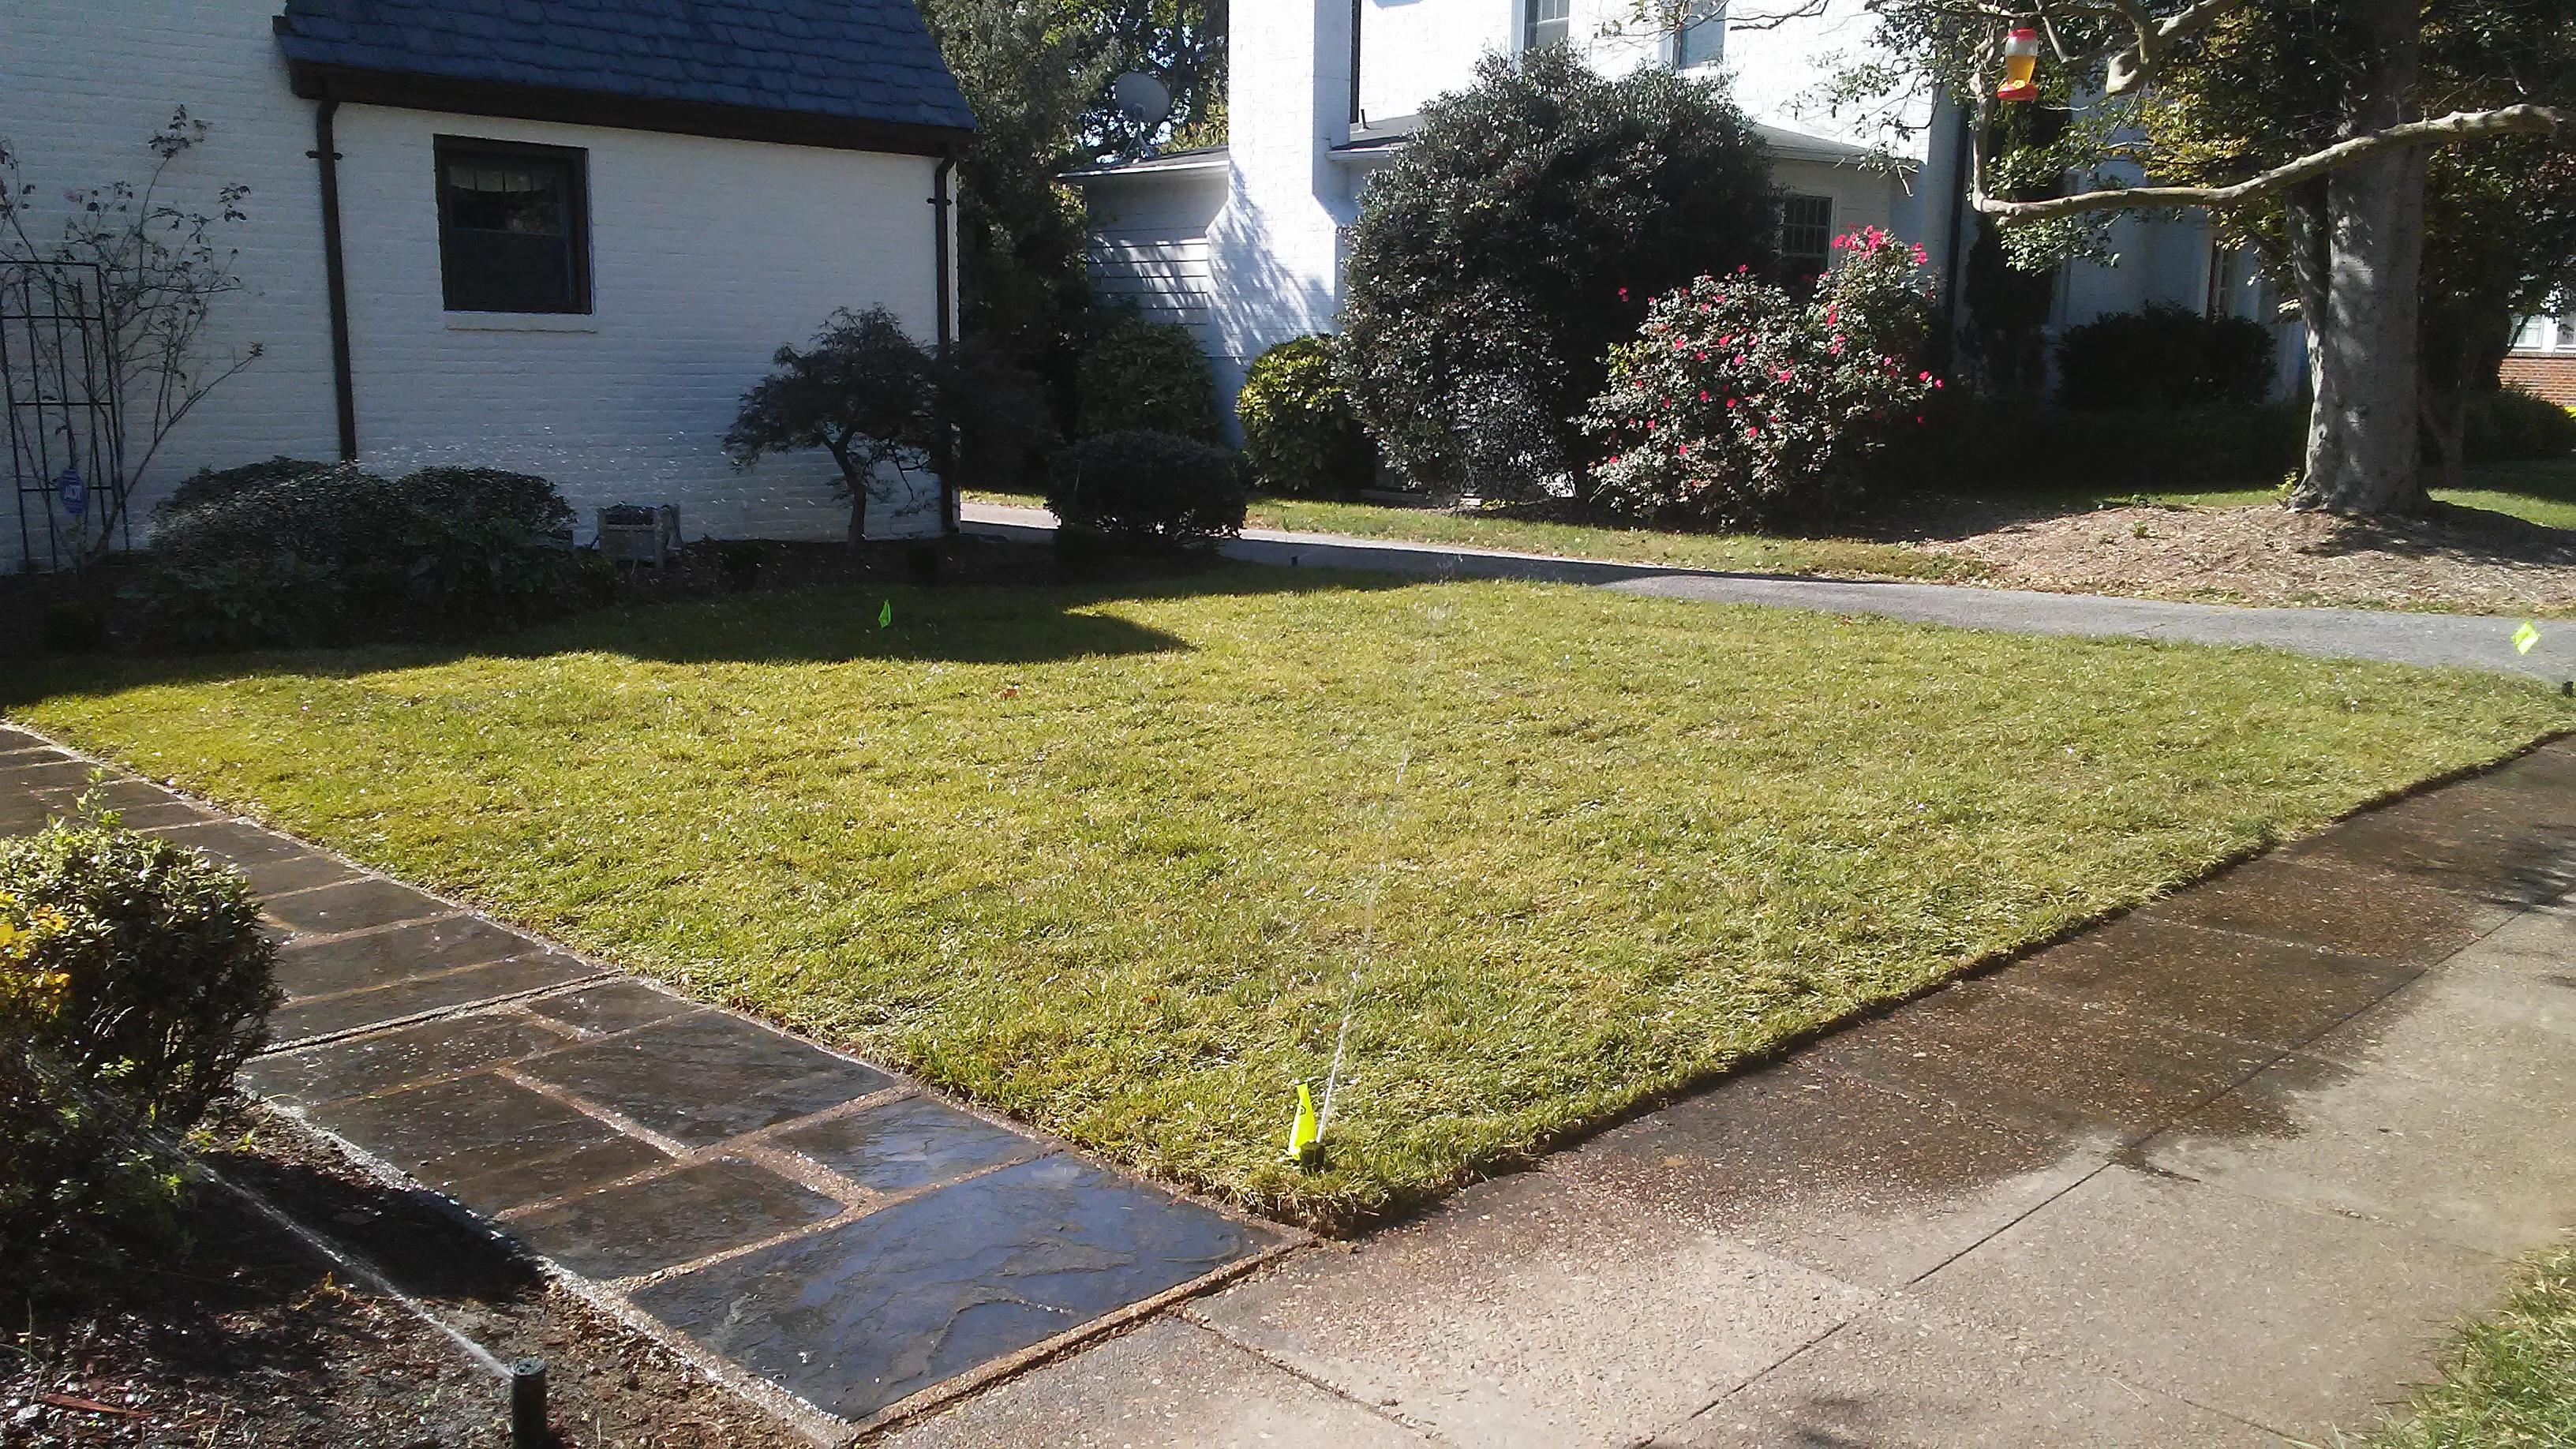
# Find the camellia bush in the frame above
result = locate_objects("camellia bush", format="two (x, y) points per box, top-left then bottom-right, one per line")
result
(1584, 229), (1941, 529)
(1237, 336), (1374, 497)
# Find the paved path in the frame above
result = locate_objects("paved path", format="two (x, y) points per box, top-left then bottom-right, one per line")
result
(886, 739), (2576, 1447)
(965, 502), (2576, 680)
(0, 728), (1294, 1443)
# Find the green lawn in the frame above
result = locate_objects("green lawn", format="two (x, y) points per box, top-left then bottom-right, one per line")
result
(2364, 1242), (2576, 1447)
(972, 489), (1977, 582)
(9, 571), (2569, 1227)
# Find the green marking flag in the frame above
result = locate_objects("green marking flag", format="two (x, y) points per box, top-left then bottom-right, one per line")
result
(878, 599), (893, 629)
(2514, 620), (2541, 655)
(1285, 1083), (1320, 1164)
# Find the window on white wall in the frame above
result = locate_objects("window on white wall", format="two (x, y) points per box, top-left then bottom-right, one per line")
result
(436, 137), (592, 314)
(1525, 0), (1571, 51)
(1676, 3), (1724, 68)
(2514, 312), (2576, 351)
(1779, 193), (1833, 289)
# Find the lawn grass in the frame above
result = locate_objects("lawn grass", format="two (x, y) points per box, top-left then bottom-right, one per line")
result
(970, 489), (1977, 581)
(2362, 1241), (2576, 1447)
(9, 570), (2570, 1227)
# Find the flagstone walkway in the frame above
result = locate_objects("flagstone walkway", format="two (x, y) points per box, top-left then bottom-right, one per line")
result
(0, 728), (1294, 1442)
(886, 738), (2576, 1447)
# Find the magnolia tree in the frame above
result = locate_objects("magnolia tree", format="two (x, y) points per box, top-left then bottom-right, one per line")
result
(1585, 229), (1941, 527)
(1833, 0), (2570, 516)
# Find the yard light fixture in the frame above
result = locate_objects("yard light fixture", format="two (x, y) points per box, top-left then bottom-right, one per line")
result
(1998, 26), (2042, 102)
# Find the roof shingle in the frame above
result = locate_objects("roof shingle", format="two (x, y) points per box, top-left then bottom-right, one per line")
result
(276, 0), (974, 135)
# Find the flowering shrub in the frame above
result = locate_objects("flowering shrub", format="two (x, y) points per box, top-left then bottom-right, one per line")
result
(1583, 229), (1941, 528)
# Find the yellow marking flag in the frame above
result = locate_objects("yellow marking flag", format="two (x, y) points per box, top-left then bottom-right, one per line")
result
(2514, 620), (2541, 655)
(1286, 1083), (1320, 1163)
(878, 599), (894, 628)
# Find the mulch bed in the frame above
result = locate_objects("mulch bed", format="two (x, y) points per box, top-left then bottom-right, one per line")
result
(2, 1103), (800, 1447)
(1914, 500), (2576, 614)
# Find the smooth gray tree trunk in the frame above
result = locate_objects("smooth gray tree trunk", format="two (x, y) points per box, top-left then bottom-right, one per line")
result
(2286, 0), (2428, 515)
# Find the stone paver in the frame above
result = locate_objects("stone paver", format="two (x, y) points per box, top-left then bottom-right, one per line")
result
(964, 501), (2576, 679)
(0, 736), (1290, 1442)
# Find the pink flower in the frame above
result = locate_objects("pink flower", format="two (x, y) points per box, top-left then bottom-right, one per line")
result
(1618, 286), (1630, 301)
(1931, 377), (1945, 389)
(1726, 398), (1738, 408)
(1677, 443), (1690, 456)
(1917, 370), (1934, 382)
(1777, 368), (1793, 381)
(1698, 389), (1710, 401)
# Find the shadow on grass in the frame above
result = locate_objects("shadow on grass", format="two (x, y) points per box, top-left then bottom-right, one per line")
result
(0, 559), (1419, 707)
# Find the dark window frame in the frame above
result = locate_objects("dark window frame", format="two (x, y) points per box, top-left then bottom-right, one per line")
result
(1778, 193), (1834, 290)
(433, 135), (593, 315)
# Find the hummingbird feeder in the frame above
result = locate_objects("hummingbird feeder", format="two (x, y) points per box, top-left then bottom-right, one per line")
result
(1998, 25), (2041, 102)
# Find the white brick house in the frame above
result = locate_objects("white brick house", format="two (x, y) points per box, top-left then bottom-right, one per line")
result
(1, 0), (972, 569)
(1073, 0), (2303, 428)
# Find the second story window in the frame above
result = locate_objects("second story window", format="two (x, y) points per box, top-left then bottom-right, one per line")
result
(1525, 0), (1571, 51)
(1676, 3), (1724, 68)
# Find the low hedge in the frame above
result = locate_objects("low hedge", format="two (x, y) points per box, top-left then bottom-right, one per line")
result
(129, 462), (609, 650)
(1076, 309), (1224, 441)
(1046, 430), (1248, 549)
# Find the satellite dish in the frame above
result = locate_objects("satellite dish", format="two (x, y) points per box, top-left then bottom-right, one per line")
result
(1111, 71), (1174, 131)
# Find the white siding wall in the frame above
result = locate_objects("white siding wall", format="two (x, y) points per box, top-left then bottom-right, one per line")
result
(1083, 168), (1229, 354)
(4, 0), (948, 569)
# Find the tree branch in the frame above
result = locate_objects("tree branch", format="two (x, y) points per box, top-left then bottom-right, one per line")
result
(2103, 0), (2240, 94)
(1974, 103), (2570, 222)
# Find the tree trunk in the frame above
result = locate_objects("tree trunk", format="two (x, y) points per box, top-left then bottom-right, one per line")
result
(2285, 0), (2428, 516)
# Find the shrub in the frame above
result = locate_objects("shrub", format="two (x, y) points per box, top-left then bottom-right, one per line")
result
(127, 462), (598, 650)
(1237, 337), (1374, 496)
(1076, 309), (1222, 441)
(1046, 430), (1248, 548)
(1, 817), (278, 1277)
(2054, 305), (2276, 411)
(1338, 47), (1777, 495)
(158, 455), (335, 519)
(1584, 229), (1941, 528)
(2461, 387), (2576, 462)
(398, 466), (577, 537)
(1908, 398), (2308, 492)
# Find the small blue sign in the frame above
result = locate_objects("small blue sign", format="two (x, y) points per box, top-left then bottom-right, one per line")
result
(54, 466), (85, 519)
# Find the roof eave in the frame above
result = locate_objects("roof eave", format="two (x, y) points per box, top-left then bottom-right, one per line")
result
(285, 58), (974, 157)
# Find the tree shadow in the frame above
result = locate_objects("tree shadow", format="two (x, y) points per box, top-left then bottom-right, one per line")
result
(0, 555), (1421, 707)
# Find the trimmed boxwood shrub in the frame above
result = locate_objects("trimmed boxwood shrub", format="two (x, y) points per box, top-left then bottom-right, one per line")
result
(128, 463), (608, 650)
(1076, 309), (1223, 441)
(156, 455), (335, 519)
(2, 818), (278, 1279)
(2054, 305), (2276, 411)
(1237, 337), (1374, 497)
(1904, 397), (2307, 492)
(2462, 387), (2576, 462)
(1046, 430), (1248, 548)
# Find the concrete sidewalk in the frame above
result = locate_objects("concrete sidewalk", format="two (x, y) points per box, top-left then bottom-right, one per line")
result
(964, 502), (2576, 680)
(888, 739), (2576, 1447)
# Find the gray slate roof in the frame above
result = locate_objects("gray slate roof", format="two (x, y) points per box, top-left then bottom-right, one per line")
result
(275, 0), (973, 134)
